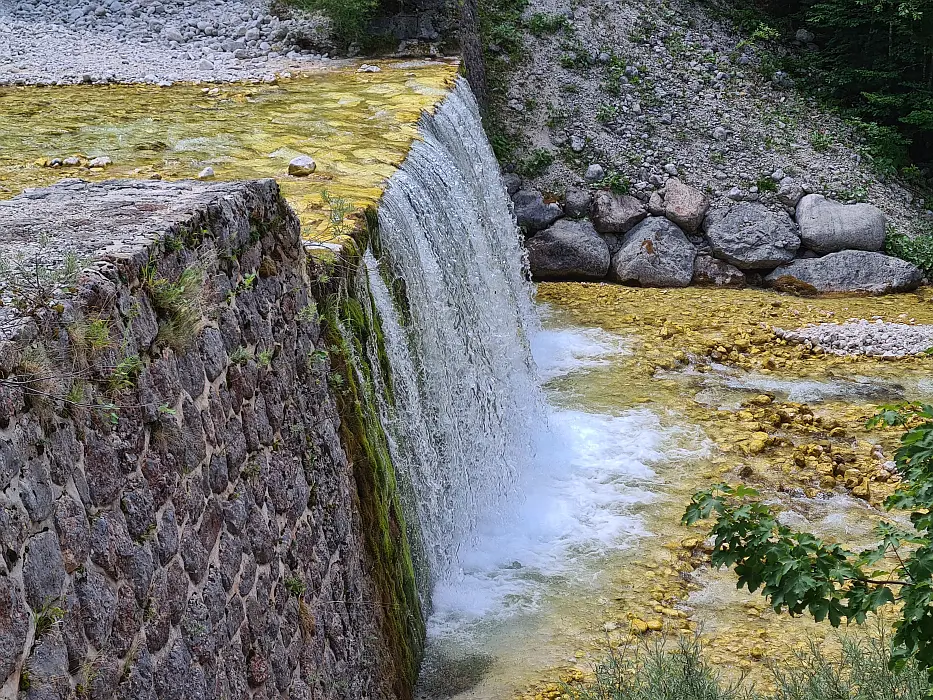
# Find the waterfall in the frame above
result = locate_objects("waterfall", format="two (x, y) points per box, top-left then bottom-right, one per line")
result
(366, 77), (543, 586)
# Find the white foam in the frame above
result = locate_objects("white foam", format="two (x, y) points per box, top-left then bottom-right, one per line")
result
(530, 327), (628, 380)
(425, 326), (704, 635)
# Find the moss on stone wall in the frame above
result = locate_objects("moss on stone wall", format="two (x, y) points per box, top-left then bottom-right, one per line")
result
(314, 259), (425, 698)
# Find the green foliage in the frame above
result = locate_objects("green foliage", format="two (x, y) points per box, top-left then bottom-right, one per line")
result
(284, 576), (307, 597)
(0, 247), (84, 316)
(527, 12), (571, 36)
(257, 349), (274, 368)
(229, 346), (251, 365)
(287, 0), (377, 43)
(810, 129), (833, 153)
(737, 0), (933, 182)
(110, 354), (142, 392)
(755, 176), (778, 193)
(886, 226), (933, 274)
(144, 264), (205, 351)
(566, 631), (928, 699)
(684, 402), (933, 679)
(596, 172), (632, 195)
(320, 190), (356, 239)
(32, 599), (65, 638)
(519, 148), (555, 177)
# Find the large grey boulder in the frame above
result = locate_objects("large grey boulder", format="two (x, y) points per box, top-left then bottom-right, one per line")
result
(662, 178), (709, 233)
(526, 219), (610, 281)
(513, 189), (562, 233)
(705, 203), (800, 269)
(692, 254), (746, 287)
(796, 194), (886, 253)
(765, 250), (923, 295)
(610, 217), (696, 287)
(591, 191), (647, 234)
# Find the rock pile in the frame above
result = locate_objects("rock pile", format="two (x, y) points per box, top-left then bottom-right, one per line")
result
(775, 320), (933, 357)
(512, 174), (925, 295)
(0, 0), (332, 85)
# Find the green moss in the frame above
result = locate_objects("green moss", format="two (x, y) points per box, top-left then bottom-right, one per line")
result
(316, 281), (425, 697)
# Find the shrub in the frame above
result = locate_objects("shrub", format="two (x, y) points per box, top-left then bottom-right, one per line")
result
(527, 12), (571, 36)
(287, 0), (377, 43)
(565, 631), (928, 700)
(885, 226), (933, 275)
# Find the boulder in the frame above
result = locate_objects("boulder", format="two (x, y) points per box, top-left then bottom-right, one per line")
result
(526, 219), (610, 281)
(662, 178), (709, 233)
(609, 217), (696, 287)
(796, 194), (886, 253)
(513, 189), (562, 233)
(764, 251), (923, 295)
(591, 191), (647, 234)
(564, 187), (592, 218)
(692, 255), (746, 287)
(704, 203), (799, 269)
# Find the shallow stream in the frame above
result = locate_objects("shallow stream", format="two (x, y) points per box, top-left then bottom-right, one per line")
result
(418, 284), (933, 699)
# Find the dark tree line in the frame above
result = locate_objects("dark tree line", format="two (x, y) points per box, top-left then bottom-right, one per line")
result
(739, 0), (933, 176)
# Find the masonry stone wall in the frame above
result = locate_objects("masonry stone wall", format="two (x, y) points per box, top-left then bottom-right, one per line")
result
(0, 179), (419, 700)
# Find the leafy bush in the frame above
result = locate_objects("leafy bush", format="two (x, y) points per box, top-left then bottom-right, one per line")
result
(527, 12), (571, 36)
(683, 402), (933, 679)
(288, 0), (377, 43)
(519, 148), (555, 177)
(885, 227), (933, 275)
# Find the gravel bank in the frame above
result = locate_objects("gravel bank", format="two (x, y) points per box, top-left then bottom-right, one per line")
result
(775, 320), (933, 358)
(0, 0), (334, 85)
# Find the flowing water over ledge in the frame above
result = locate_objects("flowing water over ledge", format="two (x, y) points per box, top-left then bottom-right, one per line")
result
(420, 284), (933, 699)
(0, 59), (458, 240)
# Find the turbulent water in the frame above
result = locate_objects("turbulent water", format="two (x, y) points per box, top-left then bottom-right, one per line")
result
(365, 78), (698, 698)
(369, 78), (543, 581)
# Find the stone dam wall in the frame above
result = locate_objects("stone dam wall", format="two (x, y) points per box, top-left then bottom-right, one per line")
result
(0, 179), (422, 700)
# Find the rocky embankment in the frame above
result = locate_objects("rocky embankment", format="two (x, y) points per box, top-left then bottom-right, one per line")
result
(513, 172), (925, 295)
(0, 0), (332, 85)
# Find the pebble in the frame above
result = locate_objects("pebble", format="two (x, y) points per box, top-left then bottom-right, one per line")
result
(197, 166), (215, 179)
(88, 156), (112, 167)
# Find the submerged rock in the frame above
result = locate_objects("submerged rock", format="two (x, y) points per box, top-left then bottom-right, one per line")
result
(765, 250), (923, 295)
(796, 194), (886, 254)
(609, 217), (696, 287)
(704, 203), (799, 270)
(591, 191), (647, 234)
(526, 219), (610, 281)
(287, 155), (316, 176)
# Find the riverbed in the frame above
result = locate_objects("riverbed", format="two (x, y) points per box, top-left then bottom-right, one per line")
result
(417, 283), (933, 699)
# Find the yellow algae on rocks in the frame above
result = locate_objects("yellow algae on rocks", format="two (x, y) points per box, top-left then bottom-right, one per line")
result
(531, 282), (930, 689)
(0, 60), (458, 242)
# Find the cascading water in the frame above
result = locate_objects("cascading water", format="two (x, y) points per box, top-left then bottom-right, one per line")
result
(368, 77), (544, 582)
(360, 76), (707, 699)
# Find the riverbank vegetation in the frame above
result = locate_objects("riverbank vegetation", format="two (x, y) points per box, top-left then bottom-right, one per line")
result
(683, 403), (933, 685)
(566, 631), (929, 700)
